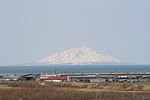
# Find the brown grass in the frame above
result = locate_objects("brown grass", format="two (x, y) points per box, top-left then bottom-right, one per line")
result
(45, 82), (96, 88)
(0, 81), (150, 100)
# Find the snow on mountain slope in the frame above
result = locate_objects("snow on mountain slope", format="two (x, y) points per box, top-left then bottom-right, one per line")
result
(37, 46), (120, 65)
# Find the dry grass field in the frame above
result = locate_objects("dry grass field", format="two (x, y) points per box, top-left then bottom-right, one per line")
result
(0, 81), (150, 100)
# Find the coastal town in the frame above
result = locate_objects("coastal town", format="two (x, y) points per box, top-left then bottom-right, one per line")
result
(1, 72), (150, 84)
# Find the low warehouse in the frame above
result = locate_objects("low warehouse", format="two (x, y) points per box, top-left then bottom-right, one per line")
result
(43, 76), (67, 82)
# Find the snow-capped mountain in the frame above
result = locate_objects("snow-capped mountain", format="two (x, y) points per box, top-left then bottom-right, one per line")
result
(37, 46), (121, 65)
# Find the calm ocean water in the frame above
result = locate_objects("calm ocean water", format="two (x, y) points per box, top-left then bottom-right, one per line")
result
(0, 65), (150, 75)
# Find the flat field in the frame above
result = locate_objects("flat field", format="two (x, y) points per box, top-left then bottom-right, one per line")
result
(0, 81), (150, 100)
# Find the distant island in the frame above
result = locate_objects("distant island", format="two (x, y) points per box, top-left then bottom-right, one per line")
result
(34, 46), (121, 66)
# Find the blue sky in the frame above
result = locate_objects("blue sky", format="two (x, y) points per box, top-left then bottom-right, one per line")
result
(0, 0), (150, 65)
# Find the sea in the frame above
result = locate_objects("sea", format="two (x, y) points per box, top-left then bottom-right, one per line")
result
(0, 65), (150, 76)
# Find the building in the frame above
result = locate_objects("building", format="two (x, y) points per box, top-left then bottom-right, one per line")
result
(18, 74), (38, 81)
(67, 75), (114, 82)
(40, 74), (58, 79)
(43, 76), (67, 82)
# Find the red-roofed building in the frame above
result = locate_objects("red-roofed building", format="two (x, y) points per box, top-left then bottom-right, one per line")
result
(43, 76), (67, 82)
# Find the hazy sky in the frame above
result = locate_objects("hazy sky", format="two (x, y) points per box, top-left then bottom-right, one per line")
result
(0, 0), (150, 65)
